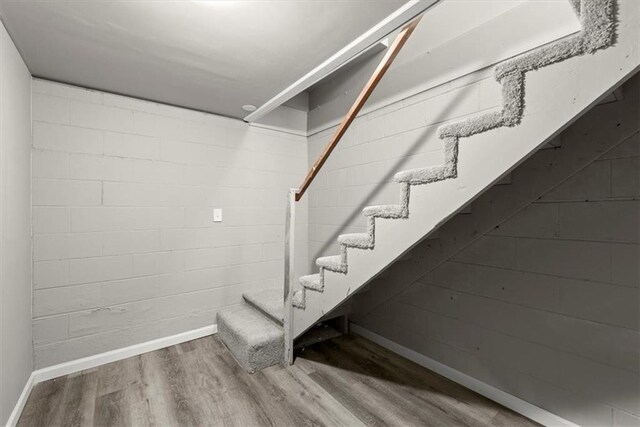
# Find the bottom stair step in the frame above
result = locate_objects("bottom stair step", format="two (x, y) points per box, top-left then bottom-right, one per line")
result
(217, 303), (283, 373)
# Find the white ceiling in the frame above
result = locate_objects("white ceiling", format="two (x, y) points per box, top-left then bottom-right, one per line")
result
(0, 0), (406, 119)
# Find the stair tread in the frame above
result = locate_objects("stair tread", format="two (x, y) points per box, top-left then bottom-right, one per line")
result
(363, 204), (405, 218)
(243, 288), (283, 325)
(338, 233), (373, 249)
(316, 255), (345, 272)
(217, 303), (283, 372)
(300, 274), (322, 291)
(217, 304), (282, 345)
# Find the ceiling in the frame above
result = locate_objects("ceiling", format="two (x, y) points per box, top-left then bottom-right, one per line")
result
(0, 0), (406, 119)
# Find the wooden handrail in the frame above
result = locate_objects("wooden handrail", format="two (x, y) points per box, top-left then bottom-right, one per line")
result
(295, 16), (422, 202)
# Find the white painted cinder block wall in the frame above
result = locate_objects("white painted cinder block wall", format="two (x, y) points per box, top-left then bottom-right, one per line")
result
(0, 21), (32, 426)
(30, 79), (308, 368)
(305, 31), (639, 419)
(349, 75), (640, 426)
(306, 67), (500, 270)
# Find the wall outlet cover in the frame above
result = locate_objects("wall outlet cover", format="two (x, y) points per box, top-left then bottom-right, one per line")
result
(213, 208), (222, 222)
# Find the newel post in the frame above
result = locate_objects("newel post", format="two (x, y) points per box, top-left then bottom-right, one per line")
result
(283, 188), (296, 365)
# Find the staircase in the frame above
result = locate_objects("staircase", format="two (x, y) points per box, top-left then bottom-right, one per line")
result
(217, 0), (639, 372)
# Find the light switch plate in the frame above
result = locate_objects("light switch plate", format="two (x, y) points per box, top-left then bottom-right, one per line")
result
(213, 208), (222, 222)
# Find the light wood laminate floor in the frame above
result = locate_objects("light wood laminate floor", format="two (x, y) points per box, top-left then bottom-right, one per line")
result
(18, 334), (539, 426)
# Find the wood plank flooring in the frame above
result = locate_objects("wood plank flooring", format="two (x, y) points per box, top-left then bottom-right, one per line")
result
(18, 334), (539, 426)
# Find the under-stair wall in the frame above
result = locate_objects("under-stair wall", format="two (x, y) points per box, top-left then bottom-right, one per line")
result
(351, 73), (640, 427)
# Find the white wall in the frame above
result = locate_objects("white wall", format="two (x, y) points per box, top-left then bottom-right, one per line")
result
(306, 68), (499, 270)
(31, 79), (308, 368)
(0, 22), (32, 426)
(351, 75), (640, 427)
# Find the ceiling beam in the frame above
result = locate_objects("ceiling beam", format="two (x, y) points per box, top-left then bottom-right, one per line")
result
(243, 0), (442, 123)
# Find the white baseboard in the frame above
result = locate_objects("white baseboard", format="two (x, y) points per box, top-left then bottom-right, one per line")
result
(350, 323), (580, 427)
(6, 324), (217, 426)
(10, 322), (578, 427)
(32, 324), (217, 384)
(5, 372), (35, 427)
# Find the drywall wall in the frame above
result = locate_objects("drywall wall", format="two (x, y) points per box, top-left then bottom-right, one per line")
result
(351, 75), (640, 427)
(0, 22), (32, 426)
(31, 79), (308, 368)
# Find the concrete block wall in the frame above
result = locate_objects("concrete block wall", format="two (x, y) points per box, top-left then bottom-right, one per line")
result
(306, 68), (499, 270)
(351, 107), (639, 426)
(31, 79), (308, 368)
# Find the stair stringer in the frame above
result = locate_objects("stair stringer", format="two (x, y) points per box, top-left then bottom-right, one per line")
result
(293, 0), (639, 338)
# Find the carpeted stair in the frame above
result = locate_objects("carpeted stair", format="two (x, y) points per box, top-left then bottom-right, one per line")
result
(242, 288), (284, 324)
(217, 0), (619, 372)
(289, 0), (615, 315)
(217, 289), (284, 372)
